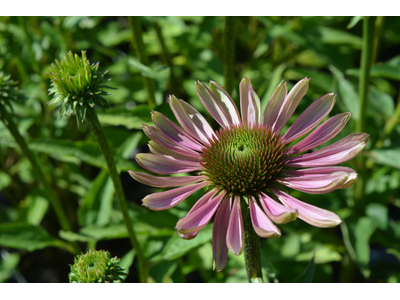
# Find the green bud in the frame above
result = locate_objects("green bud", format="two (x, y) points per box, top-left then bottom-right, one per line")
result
(68, 249), (126, 283)
(46, 51), (115, 128)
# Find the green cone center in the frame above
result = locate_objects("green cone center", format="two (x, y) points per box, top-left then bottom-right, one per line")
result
(201, 124), (287, 196)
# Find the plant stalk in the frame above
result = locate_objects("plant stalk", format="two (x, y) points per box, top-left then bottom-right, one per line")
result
(128, 16), (156, 106)
(4, 116), (80, 254)
(86, 111), (148, 283)
(241, 199), (263, 283)
(354, 16), (375, 202)
(223, 16), (237, 96)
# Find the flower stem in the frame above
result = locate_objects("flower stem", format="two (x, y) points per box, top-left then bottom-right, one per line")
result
(128, 16), (156, 106)
(86, 111), (148, 283)
(4, 116), (80, 254)
(354, 16), (376, 202)
(241, 199), (263, 283)
(223, 16), (237, 96)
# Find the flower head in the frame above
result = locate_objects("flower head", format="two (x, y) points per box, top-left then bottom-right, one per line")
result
(68, 249), (126, 283)
(46, 51), (113, 127)
(129, 77), (369, 271)
(0, 72), (21, 122)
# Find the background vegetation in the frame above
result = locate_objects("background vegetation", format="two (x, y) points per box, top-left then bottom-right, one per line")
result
(1, 16), (400, 283)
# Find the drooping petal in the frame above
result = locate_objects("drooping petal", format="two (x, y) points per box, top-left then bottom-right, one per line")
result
(178, 189), (219, 239)
(270, 187), (342, 228)
(239, 77), (261, 126)
(284, 133), (369, 168)
(213, 197), (231, 272)
(209, 81), (241, 126)
(286, 112), (351, 155)
(142, 181), (209, 211)
(226, 196), (244, 256)
(283, 93), (336, 144)
(263, 80), (288, 127)
(176, 191), (225, 234)
(259, 191), (298, 224)
(148, 141), (200, 163)
(128, 171), (207, 188)
(136, 153), (202, 175)
(169, 95), (215, 144)
(277, 171), (348, 194)
(142, 124), (201, 159)
(249, 197), (281, 238)
(196, 81), (230, 128)
(284, 166), (358, 189)
(152, 111), (204, 151)
(273, 77), (310, 134)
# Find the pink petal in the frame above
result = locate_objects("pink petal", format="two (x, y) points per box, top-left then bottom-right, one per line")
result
(239, 77), (261, 126)
(209, 81), (241, 126)
(128, 171), (207, 188)
(196, 81), (231, 128)
(213, 197), (231, 272)
(270, 187), (342, 228)
(273, 77), (310, 134)
(284, 133), (369, 168)
(249, 197), (281, 238)
(258, 191), (298, 224)
(176, 191), (225, 234)
(168, 95), (215, 144)
(277, 171), (349, 194)
(284, 166), (358, 189)
(226, 196), (244, 256)
(283, 93), (336, 144)
(262, 80), (288, 128)
(136, 153), (202, 175)
(152, 111), (204, 151)
(286, 112), (351, 155)
(142, 181), (209, 211)
(148, 141), (200, 163)
(143, 124), (201, 159)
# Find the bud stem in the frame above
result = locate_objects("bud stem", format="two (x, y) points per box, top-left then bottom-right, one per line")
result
(4, 116), (80, 254)
(86, 110), (148, 283)
(241, 198), (263, 283)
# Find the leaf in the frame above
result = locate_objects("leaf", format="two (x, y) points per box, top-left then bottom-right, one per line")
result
(281, 234), (301, 257)
(59, 230), (93, 243)
(354, 217), (376, 278)
(0, 223), (68, 252)
(24, 189), (49, 226)
(369, 86), (395, 119)
(149, 260), (178, 283)
(295, 244), (342, 263)
(150, 224), (213, 263)
(293, 252), (316, 283)
(128, 57), (170, 81)
(119, 249), (136, 281)
(314, 26), (362, 47)
(366, 203), (388, 230)
(347, 16), (363, 29)
(0, 252), (20, 283)
(260, 63), (287, 112)
(329, 65), (360, 120)
(369, 149), (400, 169)
(0, 172), (11, 190)
(346, 64), (400, 81)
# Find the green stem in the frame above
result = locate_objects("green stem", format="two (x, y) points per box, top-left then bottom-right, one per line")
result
(223, 16), (237, 95)
(86, 111), (148, 283)
(241, 199), (263, 283)
(4, 116), (80, 254)
(128, 16), (156, 106)
(18, 16), (41, 75)
(354, 16), (375, 202)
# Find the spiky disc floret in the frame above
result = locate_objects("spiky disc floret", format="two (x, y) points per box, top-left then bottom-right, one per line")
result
(46, 51), (114, 127)
(68, 249), (126, 283)
(0, 72), (21, 122)
(201, 124), (287, 196)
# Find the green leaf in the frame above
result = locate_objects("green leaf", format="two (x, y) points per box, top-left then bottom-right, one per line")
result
(354, 217), (376, 278)
(128, 57), (170, 81)
(59, 230), (93, 243)
(369, 149), (400, 169)
(0, 252), (20, 283)
(366, 203), (388, 230)
(24, 189), (49, 226)
(281, 234), (301, 257)
(260, 63), (287, 112)
(347, 16), (363, 29)
(295, 244), (342, 263)
(97, 106), (153, 130)
(346, 64), (400, 81)
(119, 249), (136, 281)
(369, 86), (395, 119)
(329, 65), (360, 120)
(150, 225), (213, 262)
(149, 260), (178, 283)
(293, 252), (316, 283)
(0, 171), (11, 190)
(314, 26), (362, 47)
(0, 223), (68, 252)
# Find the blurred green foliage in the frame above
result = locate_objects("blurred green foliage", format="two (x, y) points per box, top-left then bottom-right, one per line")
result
(1, 16), (400, 283)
